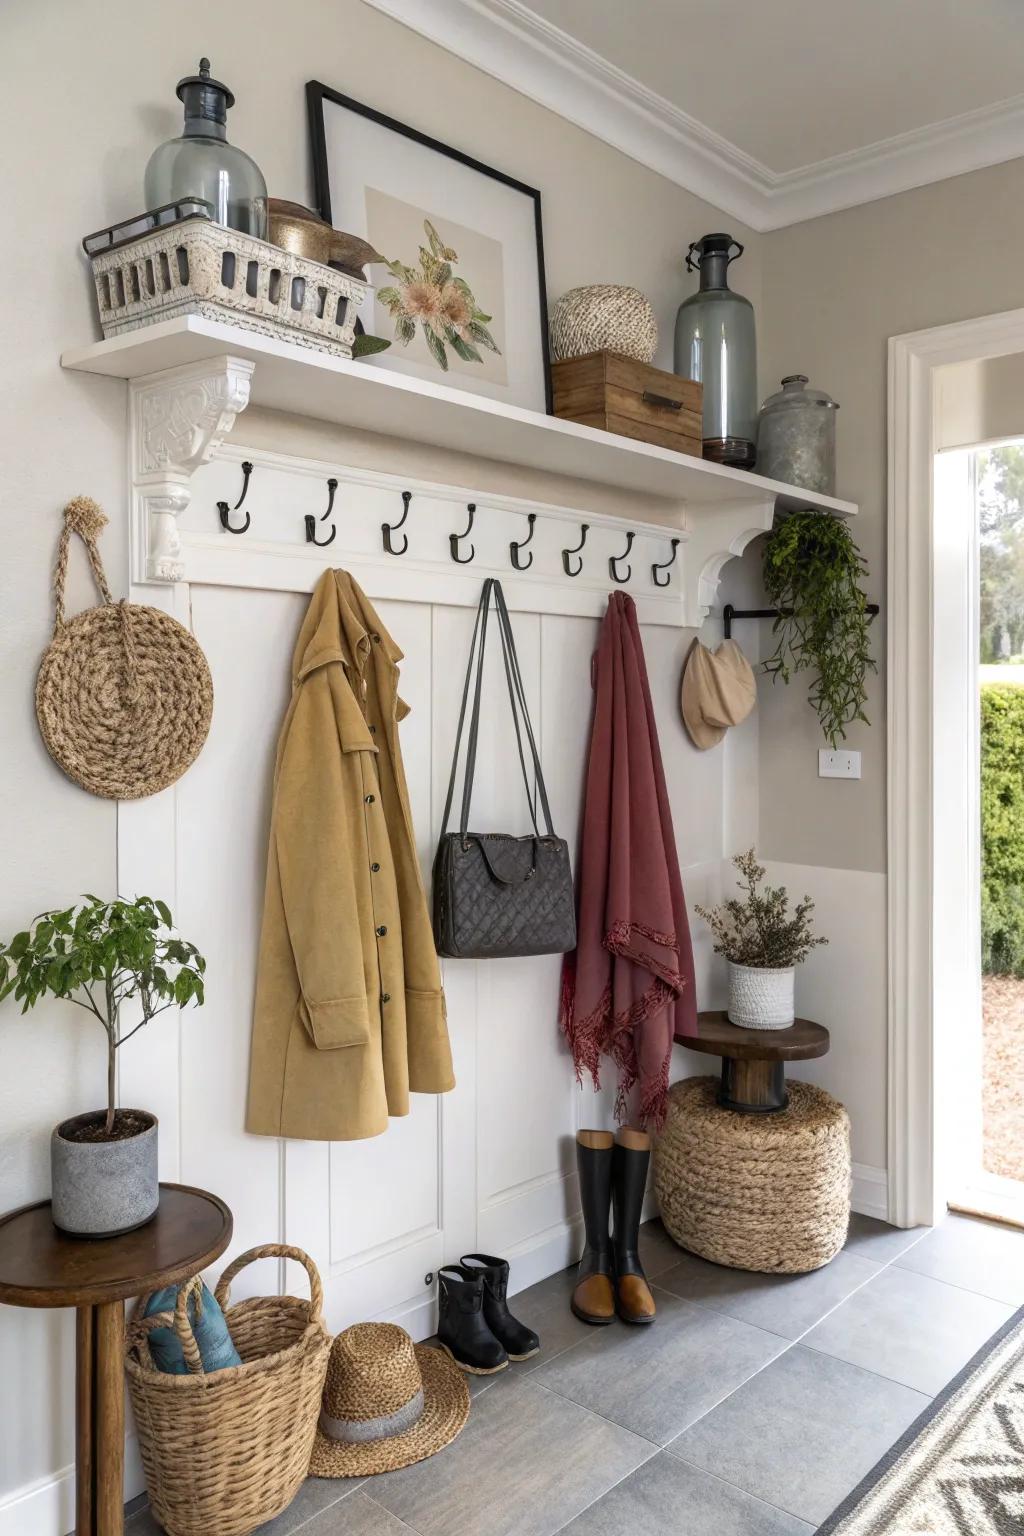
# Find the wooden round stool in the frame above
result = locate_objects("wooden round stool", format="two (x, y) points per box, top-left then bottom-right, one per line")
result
(654, 1075), (851, 1274)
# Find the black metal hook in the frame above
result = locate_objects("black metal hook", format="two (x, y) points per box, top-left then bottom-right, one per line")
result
(510, 512), (537, 571)
(304, 514), (336, 547)
(234, 460), (253, 509)
(449, 503), (476, 564)
(217, 459), (254, 533)
(651, 537), (680, 587)
(609, 530), (635, 584)
(321, 477), (338, 521)
(382, 490), (412, 556)
(218, 500), (250, 534)
(562, 524), (589, 578)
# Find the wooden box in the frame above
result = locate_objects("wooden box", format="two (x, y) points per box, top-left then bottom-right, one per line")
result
(550, 350), (703, 455)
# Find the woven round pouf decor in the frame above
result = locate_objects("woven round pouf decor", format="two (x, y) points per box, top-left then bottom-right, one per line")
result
(654, 1076), (851, 1274)
(549, 284), (657, 363)
(35, 498), (213, 800)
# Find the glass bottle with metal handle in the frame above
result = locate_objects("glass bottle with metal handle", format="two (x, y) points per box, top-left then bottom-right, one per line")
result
(673, 234), (758, 469)
(144, 58), (268, 238)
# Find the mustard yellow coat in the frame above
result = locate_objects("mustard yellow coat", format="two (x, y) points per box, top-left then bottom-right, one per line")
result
(246, 570), (454, 1141)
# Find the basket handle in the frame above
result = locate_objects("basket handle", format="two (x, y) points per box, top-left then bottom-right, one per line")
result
(214, 1244), (324, 1323)
(126, 1274), (207, 1376)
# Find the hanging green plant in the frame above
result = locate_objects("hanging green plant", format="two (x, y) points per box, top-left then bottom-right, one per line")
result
(761, 510), (876, 747)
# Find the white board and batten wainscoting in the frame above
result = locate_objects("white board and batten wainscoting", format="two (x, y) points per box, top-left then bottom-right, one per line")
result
(0, 332), (885, 1533)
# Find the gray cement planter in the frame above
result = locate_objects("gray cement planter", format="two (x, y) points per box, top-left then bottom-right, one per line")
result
(51, 1110), (159, 1237)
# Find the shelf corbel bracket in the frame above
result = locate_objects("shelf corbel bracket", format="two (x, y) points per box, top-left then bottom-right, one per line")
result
(684, 496), (777, 628)
(129, 355), (254, 583)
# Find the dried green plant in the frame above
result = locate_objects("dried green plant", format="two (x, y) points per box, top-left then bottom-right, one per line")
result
(695, 850), (828, 969)
(0, 896), (205, 1137)
(762, 510), (876, 748)
(376, 219), (501, 372)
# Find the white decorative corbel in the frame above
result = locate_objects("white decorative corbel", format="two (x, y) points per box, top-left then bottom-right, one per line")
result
(683, 497), (777, 627)
(129, 355), (254, 582)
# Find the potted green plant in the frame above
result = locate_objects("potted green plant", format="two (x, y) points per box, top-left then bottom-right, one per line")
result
(0, 895), (205, 1237)
(762, 509), (876, 747)
(696, 851), (827, 1029)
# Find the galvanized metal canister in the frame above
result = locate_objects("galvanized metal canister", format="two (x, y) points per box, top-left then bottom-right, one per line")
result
(757, 375), (839, 494)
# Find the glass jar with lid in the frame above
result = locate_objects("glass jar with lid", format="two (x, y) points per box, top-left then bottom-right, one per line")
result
(757, 375), (839, 495)
(145, 58), (267, 238)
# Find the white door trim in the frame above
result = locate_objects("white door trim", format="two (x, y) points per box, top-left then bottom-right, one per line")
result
(887, 305), (1024, 1227)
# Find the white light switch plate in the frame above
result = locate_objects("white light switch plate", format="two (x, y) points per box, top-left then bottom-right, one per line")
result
(819, 749), (861, 779)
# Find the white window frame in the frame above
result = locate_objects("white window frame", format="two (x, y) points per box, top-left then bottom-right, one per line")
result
(888, 306), (1024, 1227)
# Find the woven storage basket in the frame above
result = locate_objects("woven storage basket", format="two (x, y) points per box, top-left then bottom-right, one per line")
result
(654, 1076), (851, 1274)
(36, 498), (212, 799)
(126, 1244), (331, 1536)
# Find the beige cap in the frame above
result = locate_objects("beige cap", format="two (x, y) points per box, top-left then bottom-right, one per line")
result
(681, 638), (757, 750)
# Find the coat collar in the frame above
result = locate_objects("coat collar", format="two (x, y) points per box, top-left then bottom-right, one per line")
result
(294, 570), (403, 684)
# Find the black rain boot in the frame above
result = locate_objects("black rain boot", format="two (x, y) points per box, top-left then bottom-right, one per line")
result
(460, 1254), (540, 1361)
(436, 1265), (508, 1375)
(612, 1129), (656, 1325)
(571, 1130), (616, 1325)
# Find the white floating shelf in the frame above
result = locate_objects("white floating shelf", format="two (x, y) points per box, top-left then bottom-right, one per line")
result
(61, 317), (857, 518)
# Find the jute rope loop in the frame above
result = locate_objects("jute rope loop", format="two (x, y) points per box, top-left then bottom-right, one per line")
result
(35, 497), (213, 799)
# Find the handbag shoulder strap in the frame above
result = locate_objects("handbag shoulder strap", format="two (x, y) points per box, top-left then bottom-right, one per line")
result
(439, 579), (493, 842)
(439, 577), (556, 843)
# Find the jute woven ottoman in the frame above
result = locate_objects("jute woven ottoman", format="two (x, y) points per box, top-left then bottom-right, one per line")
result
(654, 1076), (851, 1273)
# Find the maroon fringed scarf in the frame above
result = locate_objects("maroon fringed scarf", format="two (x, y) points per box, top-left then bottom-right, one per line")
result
(560, 591), (697, 1127)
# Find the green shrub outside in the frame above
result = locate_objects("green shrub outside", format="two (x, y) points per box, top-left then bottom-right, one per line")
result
(981, 682), (1024, 974)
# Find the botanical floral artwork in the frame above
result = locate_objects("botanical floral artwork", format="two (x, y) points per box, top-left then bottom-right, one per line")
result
(376, 219), (502, 373)
(364, 190), (508, 386)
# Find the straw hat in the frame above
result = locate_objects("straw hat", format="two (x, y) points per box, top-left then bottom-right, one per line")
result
(309, 1323), (469, 1478)
(681, 638), (757, 750)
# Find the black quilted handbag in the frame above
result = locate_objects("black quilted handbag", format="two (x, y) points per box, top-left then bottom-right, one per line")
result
(433, 578), (577, 959)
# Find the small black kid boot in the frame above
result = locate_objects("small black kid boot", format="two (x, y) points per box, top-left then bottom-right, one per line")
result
(460, 1254), (540, 1361)
(436, 1265), (508, 1375)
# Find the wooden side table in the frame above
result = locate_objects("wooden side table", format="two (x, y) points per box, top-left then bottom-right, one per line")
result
(677, 1010), (830, 1113)
(0, 1182), (232, 1536)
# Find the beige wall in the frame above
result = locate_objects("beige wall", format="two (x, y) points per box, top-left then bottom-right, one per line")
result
(0, 0), (757, 1521)
(934, 353), (1024, 451)
(756, 158), (1024, 874)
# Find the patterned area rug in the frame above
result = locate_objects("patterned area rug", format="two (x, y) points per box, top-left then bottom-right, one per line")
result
(818, 1305), (1024, 1534)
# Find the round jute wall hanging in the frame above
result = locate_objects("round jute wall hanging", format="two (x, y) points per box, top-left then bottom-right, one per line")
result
(35, 497), (213, 800)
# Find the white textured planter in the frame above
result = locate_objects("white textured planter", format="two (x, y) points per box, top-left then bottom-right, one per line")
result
(727, 963), (795, 1030)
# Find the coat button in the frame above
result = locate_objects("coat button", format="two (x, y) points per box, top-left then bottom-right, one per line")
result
(376, 925), (388, 937)
(369, 724), (377, 734)
(371, 862), (381, 872)
(381, 992), (391, 1003)
(365, 794), (375, 804)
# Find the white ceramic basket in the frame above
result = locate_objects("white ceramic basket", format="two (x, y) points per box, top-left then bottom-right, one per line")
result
(87, 216), (367, 357)
(727, 962), (795, 1030)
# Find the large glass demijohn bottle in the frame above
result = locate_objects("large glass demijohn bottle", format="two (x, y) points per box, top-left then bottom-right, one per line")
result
(144, 59), (268, 239)
(673, 234), (757, 469)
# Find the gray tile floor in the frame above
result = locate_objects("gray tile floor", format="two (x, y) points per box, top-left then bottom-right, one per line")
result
(127, 1211), (1024, 1536)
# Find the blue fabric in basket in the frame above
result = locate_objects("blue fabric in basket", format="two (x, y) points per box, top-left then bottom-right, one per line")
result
(143, 1281), (242, 1376)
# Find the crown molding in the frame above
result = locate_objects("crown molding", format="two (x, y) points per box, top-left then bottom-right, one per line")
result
(363, 0), (1024, 231)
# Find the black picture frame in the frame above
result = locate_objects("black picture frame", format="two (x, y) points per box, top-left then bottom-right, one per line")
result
(306, 80), (552, 414)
